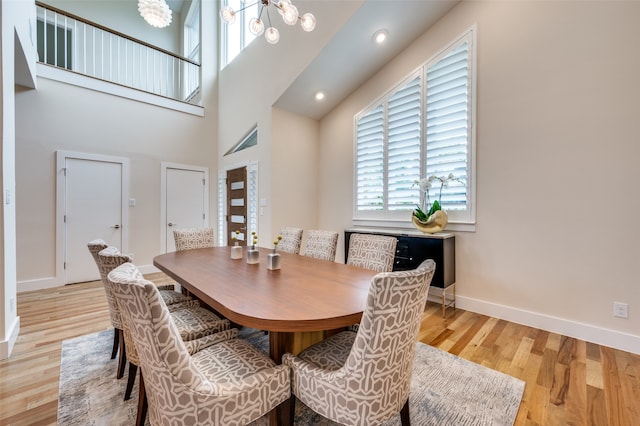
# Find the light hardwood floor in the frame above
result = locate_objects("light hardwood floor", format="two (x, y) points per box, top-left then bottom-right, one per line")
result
(1, 275), (638, 425)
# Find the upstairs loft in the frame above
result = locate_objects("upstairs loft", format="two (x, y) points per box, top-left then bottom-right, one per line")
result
(35, 1), (203, 116)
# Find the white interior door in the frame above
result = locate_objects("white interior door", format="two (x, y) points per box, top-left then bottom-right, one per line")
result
(64, 157), (124, 284)
(165, 167), (208, 252)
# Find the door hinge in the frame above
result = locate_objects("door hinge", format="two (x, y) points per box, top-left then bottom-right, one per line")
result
(202, 178), (205, 186)
(64, 215), (67, 223)
(64, 262), (66, 270)
(63, 167), (67, 176)
(203, 213), (205, 220)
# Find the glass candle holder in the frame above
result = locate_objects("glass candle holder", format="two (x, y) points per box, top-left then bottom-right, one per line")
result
(231, 245), (243, 259)
(267, 252), (281, 270)
(247, 246), (259, 264)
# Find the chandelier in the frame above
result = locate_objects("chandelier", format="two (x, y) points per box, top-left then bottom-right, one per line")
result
(220, 0), (316, 45)
(138, 0), (173, 28)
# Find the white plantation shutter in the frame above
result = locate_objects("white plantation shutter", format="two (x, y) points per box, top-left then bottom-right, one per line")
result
(354, 29), (474, 225)
(426, 41), (469, 211)
(388, 76), (421, 211)
(356, 105), (384, 211)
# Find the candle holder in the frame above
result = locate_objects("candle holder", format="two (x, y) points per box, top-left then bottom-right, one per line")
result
(231, 244), (243, 259)
(247, 246), (259, 264)
(267, 252), (281, 270)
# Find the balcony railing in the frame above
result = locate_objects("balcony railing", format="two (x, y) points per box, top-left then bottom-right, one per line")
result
(36, 1), (200, 104)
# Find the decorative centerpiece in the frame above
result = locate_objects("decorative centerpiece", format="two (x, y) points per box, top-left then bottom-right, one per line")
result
(267, 235), (282, 270)
(246, 231), (260, 264)
(230, 230), (243, 259)
(412, 173), (463, 234)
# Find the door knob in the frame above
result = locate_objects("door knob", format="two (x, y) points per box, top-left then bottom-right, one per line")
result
(168, 222), (176, 227)
(112, 224), (121, 229)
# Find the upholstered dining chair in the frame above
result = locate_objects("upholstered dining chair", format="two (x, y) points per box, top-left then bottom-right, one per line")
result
(282, 259), (436, 426)
(88, 240), (200, 379)
(107, 262), (291, 426)
(278, 227), (304, 254)
(346, 233), (398, 272)
(97, 250), (231, 397)
(173, 226), (215, 251)
(303, 229), (339, 262)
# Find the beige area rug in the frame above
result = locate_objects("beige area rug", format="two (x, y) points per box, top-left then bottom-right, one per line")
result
(58, 329), (524, 425)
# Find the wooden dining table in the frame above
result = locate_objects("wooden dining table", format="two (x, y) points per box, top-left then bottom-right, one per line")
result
(152, 246), (376, 363)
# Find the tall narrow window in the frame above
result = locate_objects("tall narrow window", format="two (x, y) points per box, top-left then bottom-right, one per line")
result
(354, 29), (475, 227)
(183, 0), (201, 101)
(221, 0), (258, 68)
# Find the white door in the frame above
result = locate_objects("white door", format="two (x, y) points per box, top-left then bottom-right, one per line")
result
(64, 157), (124, 284)
(165, 167), (208, 252)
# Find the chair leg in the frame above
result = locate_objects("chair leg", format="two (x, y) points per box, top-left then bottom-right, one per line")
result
(116, 332), (127, 379)
(111, 328), (120, 359)
(124, 362), (138, 401)
(136, 373), (148, 426)
(400, 398), (410, 426)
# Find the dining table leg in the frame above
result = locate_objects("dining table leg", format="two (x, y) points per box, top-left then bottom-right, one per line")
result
(269, 331), (293, 426)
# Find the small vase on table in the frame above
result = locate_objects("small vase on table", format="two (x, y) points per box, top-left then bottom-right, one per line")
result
(246, 231), (259, 264)
(267, 235), (282, 270)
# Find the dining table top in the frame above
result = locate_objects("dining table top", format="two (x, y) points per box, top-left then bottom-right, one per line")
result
(152, 246), (377, 333)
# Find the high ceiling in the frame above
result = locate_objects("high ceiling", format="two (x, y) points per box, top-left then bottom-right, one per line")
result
(273, 0), (459, 120)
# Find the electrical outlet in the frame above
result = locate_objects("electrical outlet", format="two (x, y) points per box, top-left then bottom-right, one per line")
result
(613, 302), (628, 319)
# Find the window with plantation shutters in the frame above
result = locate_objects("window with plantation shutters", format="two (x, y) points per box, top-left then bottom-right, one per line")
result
(354, 29), (475, 227)
(426, 41), (469, 212)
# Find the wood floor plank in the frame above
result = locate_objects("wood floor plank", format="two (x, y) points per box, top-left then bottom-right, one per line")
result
(1, 276), (639, 426)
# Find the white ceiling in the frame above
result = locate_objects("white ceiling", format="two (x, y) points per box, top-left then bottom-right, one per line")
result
(273, 0), (460, 120)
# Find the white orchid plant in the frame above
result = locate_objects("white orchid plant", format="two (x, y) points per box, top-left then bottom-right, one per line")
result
(413, 173), (465, 222)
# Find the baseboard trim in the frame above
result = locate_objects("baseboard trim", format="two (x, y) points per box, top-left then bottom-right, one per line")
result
(17, 276), (62, 293)
(0, 317), (20, 360)
(456, 295), (640, 355)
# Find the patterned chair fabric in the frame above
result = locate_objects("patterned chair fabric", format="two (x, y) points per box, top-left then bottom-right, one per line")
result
(278, 227), (304, 254)
(107, 262), (291, 426)
(303, 230), (339, 262)
(282, 259), (436, 426)
(346, 233), (398, 273)
(173, 227), (215, 251)
(88, 240), (122, 329)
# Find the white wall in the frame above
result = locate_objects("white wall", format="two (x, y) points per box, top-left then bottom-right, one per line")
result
(1, 0), (37, 359)
(271, 107), (319, 245)
(318, 0), (640, 353)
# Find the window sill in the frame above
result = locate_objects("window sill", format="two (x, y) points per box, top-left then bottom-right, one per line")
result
(352, 218), (476, 233)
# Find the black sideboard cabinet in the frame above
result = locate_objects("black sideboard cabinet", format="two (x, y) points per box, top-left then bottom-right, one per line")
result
(344, 229), (455, 289)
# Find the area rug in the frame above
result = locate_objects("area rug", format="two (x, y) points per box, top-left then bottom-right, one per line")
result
(58, 329), (524, 425)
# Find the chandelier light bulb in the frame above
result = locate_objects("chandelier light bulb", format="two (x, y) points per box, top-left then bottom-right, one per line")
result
(281, 4), (299, 25)
(138, 0), (172, 28)
(300, 13), (316, 32)
(220, 5), (236, 24)
(265, 27), (280, 44)
(249, 18), (265, 36)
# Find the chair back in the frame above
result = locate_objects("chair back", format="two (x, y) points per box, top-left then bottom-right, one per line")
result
(107, 262), (213, 425)
(346, 233), (397, 272)
(303, 230), (339, 261)
(278, 227), (303, 254)
(344, 259), (436, 423)
(90, 243), (132, 329)
(173, 227), (215, 251)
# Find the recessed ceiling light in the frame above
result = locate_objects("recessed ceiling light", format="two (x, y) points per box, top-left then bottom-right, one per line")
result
(315, 91), (325, 101)
(374, 30), (387, 44)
